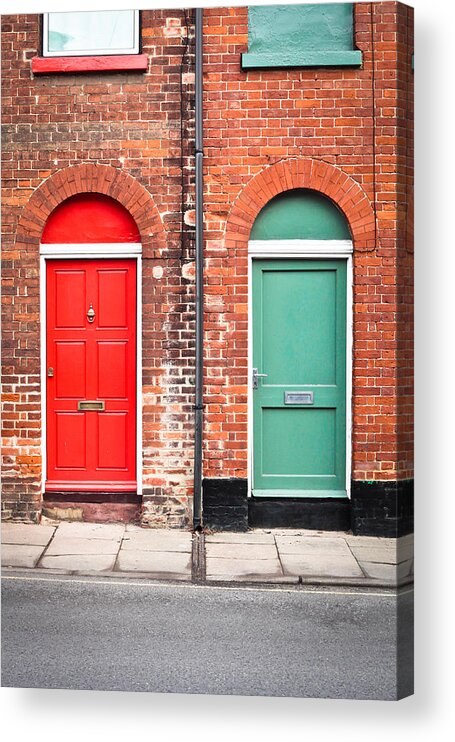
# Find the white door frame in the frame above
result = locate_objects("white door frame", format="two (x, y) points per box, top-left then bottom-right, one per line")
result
(247, 240), (353, 499)
(40, 243), (143, 495)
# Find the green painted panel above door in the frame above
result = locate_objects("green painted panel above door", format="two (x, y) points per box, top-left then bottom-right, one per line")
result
(242, 4), (362, 69)
(252, 259), (347, 498)
(250, 189), (351, 241)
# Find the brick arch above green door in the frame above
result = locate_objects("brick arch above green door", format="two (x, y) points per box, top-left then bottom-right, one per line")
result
(224, 158), (376, 252)
(250, 188), (351, 241)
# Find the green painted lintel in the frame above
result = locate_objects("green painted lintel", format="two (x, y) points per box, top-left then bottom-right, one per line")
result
(252, 489), (348, 499)
(241, 49), (362, 70)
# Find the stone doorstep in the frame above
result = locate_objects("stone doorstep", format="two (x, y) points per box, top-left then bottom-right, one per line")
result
(1, 544), (46, 569)
(1, 523), (56, 546)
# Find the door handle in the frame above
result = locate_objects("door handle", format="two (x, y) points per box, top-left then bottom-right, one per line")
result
(252, 368), (268, 390)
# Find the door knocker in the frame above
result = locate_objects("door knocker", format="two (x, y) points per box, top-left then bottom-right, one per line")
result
(87, 304), (96, 323)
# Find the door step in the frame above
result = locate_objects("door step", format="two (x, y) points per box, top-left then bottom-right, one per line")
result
(42, 492), (140, 524)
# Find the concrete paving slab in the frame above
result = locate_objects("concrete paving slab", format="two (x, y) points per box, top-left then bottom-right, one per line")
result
(1, 544), (46, 568)
(121, 530), (192, 552)
(206, 557), (283, 579)
(397, 560), (413, 579)
(396, 539), (414, 561)
(40, 554), (117, 571)
(205, 531), (275, 544)
(358, 562), (398, 581)
(345, 535), (396, 548)
(43, 537), (120, 556)
(205, 542), (278, 560)
(397, 534), (414, 546)
(116, 550), (191, 578)
(275, 536), (352, 556)
(280, 553), (364, 578)
(358, 559), (413, 582)
(269, 529), (349, 538)
(54, 522), (125, 540)
(348, 545), (400, 564)
(1, 523), (56, 546)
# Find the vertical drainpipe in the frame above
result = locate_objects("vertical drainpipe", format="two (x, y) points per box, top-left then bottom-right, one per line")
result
(193, 8), (204, 530)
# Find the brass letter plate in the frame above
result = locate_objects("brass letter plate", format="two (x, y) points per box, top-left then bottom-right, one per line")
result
(78, 400), (105, 411)
(284, 391), (314, 405)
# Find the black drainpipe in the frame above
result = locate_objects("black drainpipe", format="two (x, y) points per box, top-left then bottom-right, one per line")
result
(193, 8), (204, 530)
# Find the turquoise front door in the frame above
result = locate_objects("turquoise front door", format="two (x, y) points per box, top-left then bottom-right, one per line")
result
(252, 259), (347, 498)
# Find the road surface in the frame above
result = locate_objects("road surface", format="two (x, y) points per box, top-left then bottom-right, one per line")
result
(1, 574), (413, 700)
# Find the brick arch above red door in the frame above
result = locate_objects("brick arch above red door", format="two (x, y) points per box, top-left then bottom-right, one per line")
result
(224, 158), (376, 251)
(15, 163), (166, 258)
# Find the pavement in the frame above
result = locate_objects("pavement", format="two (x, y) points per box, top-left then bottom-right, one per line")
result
(1, 521), (413, 588)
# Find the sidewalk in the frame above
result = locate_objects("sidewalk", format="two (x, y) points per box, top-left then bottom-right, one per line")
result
(1, 521), (413, 589)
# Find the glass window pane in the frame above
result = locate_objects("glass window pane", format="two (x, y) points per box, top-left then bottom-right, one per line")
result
(45, 11), (138, 56)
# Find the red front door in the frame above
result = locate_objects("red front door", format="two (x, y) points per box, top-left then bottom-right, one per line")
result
(46, 259), (137, 491)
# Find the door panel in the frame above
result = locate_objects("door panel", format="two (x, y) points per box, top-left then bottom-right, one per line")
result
(261, 407), (336, 476)
(98, 269), (128, 327)
(46, 259), (137, 491)
(55, 413), (86, 469)
(252, 259), (347, 497)
(55, 342), (86, 398)
(55, 270), (86, 328)
(97, 342), (127, 398)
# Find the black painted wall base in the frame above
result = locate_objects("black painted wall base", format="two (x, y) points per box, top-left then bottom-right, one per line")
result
(202, 478), (248, 531)
(350, 479), (414, 537)
(202, 477), (414, 537)
(249, 496), (351, 531)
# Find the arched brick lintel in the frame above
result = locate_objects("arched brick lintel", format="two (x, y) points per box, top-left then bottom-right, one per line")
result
(15, 163), (166, 257)
(224, 158), (376, 250)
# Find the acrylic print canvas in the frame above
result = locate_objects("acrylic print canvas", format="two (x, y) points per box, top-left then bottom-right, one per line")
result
(1, 1), (414, 700)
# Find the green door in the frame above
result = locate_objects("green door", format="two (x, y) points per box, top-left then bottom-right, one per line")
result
(252, 259), (347, 498)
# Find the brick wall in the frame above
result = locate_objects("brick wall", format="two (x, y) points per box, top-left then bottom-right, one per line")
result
(202, 2), (414, 485)
(1, 3), (414, 527)
(1, 9), (197, 525)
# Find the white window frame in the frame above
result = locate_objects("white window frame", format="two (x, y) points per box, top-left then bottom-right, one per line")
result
(42, 10), (140, 57)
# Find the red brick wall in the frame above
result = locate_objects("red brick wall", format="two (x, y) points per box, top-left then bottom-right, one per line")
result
(1, 3), (414, 525)
(202, 1), (414, 484)
(1, 9), (197, 525)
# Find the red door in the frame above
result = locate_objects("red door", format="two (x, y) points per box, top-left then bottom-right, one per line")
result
(46, 259), (137, 491)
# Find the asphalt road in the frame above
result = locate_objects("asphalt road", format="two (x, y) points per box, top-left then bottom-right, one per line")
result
(1, 574), (413, 700)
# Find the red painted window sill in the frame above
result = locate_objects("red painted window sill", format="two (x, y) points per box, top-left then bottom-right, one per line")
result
(32, 54), (148, 75)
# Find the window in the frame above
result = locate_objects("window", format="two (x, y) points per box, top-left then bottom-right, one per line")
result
(42, 10), (140, 57)
(32, 10), (146, 74)
(241, 3), (362, 70)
